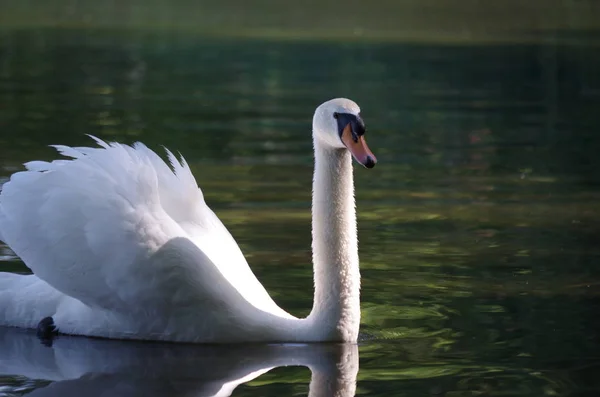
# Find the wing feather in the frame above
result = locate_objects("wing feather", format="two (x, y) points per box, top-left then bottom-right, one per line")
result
(0, 137), (281, 316)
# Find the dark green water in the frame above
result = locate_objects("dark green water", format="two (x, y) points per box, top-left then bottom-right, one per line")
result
(0, 27), (600, 396)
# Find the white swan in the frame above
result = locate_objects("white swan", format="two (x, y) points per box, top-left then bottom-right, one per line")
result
(0, 98), (376, 343)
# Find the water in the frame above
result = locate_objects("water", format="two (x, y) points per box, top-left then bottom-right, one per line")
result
(1, 20), (600, 397)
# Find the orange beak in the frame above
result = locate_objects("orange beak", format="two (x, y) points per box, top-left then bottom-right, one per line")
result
(341, 124), (377, 168)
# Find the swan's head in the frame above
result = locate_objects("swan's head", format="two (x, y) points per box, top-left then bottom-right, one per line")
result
(312, 98), (377, 169)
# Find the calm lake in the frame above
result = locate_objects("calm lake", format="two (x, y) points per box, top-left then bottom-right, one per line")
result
(1, 5), (600, 396)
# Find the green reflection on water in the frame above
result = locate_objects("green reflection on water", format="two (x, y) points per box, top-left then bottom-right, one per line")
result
(1, 0), (600, 45)
(0, 25), (599, 397)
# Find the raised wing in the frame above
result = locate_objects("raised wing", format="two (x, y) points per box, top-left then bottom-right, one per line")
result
(0, 137), (280, 315)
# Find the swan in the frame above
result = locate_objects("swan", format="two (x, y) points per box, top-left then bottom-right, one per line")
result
(0, 98), (376, 343)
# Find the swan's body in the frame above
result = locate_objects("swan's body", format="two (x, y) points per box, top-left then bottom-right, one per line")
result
(0, 98), (376, 343)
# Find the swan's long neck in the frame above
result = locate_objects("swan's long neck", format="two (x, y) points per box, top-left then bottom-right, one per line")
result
(305, 140), (361, 342)
(237, 134), (361, 342)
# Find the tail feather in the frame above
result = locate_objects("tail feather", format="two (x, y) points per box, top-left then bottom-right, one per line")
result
(0, 273), (66, 329)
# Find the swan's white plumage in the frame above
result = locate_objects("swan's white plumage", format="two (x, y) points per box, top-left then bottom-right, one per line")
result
(0, 136), (291, 340)
(0, 98), (370, 343)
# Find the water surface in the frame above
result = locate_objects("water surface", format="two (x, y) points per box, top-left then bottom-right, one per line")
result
(0, 26), (599, 396)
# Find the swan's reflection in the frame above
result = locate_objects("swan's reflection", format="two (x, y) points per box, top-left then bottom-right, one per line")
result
(0, 327), (358, 396)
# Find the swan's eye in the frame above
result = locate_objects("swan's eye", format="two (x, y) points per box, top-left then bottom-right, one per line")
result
(333, 112), (339, 119)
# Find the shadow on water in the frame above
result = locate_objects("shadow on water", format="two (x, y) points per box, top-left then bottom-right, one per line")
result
(0, 327), (358, 396)
(0, 327), (595, 397)
(0, 22), (599, 397)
